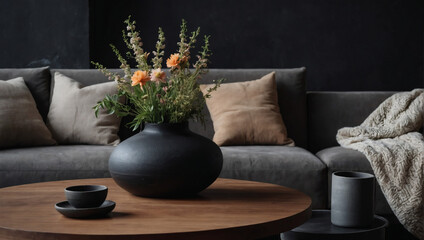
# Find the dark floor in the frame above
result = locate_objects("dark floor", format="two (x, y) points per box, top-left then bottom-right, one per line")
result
(384, 215), (418, 240)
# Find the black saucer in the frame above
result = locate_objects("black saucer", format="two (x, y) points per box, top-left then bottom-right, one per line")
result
(55, 200), (116, 219)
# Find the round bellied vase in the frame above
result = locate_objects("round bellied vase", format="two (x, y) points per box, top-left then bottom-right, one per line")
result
(109, 122), (223, 197)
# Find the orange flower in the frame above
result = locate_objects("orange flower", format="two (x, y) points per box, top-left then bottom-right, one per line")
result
(166, 53), (180, 68)
(131, 70), (150, 88)
(150, 68), (166, 83)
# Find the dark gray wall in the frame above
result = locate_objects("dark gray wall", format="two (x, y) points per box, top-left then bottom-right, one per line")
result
(89, 0), (424, 91)
(0, 0), (89, 68)
(0, 0), (423, 91)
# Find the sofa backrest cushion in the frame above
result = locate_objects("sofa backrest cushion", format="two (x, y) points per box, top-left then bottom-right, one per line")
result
(190, 68), (308, 148)
(0, 67), (51, 122)
(307, 91), (395, 153)
(52, 68), (308, 147)
(51, 69), (122, 86)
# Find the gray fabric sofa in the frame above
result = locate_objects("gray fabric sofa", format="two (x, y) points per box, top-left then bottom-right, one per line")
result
(0, 67), (420, 238)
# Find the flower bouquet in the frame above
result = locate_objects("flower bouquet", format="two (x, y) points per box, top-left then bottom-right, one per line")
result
(92, 16), (221, 130)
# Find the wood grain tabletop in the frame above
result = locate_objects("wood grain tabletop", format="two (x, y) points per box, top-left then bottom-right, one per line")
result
(0, 178), (311, 240)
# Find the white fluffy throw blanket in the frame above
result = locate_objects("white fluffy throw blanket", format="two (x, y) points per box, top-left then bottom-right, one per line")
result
(336, 89), (424, 239)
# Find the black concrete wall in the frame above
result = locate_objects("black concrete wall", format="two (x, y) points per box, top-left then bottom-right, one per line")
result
(1, 0), (423, 91)
(89, 0), (424, 91)
(0, 0), (89, 68)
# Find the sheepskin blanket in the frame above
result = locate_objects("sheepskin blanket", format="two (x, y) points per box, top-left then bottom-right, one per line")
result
(336, 89), (424, 239)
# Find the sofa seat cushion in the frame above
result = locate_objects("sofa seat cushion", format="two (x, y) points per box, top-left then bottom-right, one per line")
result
(0, 145), (114, 188)
(219, 145), (327, 209)
(316, 146), (392, 214)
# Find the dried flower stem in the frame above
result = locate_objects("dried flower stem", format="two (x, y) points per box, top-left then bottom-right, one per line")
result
(91, 16), (222, 130)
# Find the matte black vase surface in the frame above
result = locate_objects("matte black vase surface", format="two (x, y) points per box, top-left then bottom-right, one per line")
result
(331, 171), (375, 228)
(109, 122), (223, 198)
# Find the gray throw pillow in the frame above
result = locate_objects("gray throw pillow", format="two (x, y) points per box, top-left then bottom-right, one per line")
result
(47, 72), (122, 145)
(0, 77), (56, 149)
(0, 67), (51, 122)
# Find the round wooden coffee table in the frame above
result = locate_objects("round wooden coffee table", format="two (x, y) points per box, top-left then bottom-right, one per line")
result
(0, 178), (311, 240)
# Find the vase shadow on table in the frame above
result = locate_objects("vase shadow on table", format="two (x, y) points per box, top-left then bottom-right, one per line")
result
(198, 187), (290, 202)
(134, 187), (283, 202)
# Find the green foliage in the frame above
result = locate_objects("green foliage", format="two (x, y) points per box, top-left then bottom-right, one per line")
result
(91, 16), (222, 131)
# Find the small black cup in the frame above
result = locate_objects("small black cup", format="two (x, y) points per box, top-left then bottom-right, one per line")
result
(65, 185), (108, 208)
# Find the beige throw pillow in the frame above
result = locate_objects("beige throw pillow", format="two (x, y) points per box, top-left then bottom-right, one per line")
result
(200, 72), (294, 146)
(47, 72), (122, 145)
(0, 77), (56, 149)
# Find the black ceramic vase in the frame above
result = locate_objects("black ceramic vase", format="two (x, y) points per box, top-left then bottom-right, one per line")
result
(109, 122), (223, 197)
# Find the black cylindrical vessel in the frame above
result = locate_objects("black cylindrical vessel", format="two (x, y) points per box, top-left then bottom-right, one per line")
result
(109, 122), (223, 197)
(331, 171), (375, 227)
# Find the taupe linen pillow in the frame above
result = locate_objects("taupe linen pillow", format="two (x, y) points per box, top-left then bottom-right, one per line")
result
(200, 72), (294, 146)
(0, 77), (56, 149)
(47, 72), (121, 145)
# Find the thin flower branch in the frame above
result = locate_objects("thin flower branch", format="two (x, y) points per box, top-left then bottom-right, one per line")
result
(91, 16), (222, 130)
